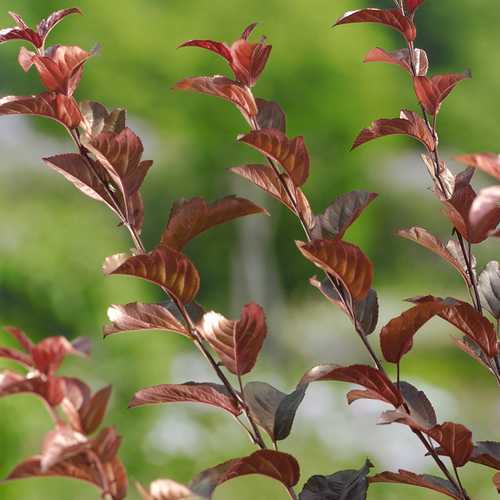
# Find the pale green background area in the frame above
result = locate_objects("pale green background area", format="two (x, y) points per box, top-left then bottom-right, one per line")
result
(0, 0), (499, 498)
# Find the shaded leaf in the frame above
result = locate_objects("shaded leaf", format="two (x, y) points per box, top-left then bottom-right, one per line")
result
(352, 109), (435, 151)
(129, 382), (241, 416)
(104, 302), (189, 338)
(189, 450), (299, 498)
(478, 261), (500, 319)
(334, 8), (416, 42)
(380, 301), (444, 363)
(103, 246), (200, 305)
(471, 441), (500, 471)
(161, 196), (267, 251)
(199, 303), (267, 375)
(364, 47), (428, 76)
(469, 186), (500, 242)
(80, 100), (126, 138)
(370, 470), (461, 499)
(0, 92), (82, 129)
(312, 191), (378, 240)
(455, 153), (500, 181)
(79, 385), (112, 435)
(297, 239), (373, 301)
(299, 459), (373, 500)
(239, 129), (310, 187)
(252, 98), (286, 132)
(310, 277), (379, 336)
(426, 422), (473, 468)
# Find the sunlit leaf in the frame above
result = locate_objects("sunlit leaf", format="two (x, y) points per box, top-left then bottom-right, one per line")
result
(455, 153), (500, 181)
(364, 47), (428, 76)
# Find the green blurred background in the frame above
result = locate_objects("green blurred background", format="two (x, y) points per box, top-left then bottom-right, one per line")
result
(0, 0), (499, 498)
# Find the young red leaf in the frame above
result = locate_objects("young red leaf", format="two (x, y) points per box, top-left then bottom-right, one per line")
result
(239, 129), (310, 187)
(189, 450), (299, 497)
(404, 0), (425, 17)
(4, 325), (33, 352)
(36, 8), (83, 46)
(103, 247), (200, 305)
(370, 470), (461, 499)
(414, 72), (470, 115)
(0, 20), (41, 48)
(300, 459), (373, 500)
(0, 374), (65, 407)
(31, 336), (86, 375)
(426, 422), (473, 468)
(0, 346), (32, 368)
(297, 239), (373, 301)
(86, 127), (153, 197)
(397, 227), (470, 285)
(129, 382), (242, 417)
(378, 381), (437, 431)
(455, 152), (500, 181)
(160, 196), (267, 251)
(198, 303), (267, 375)
(333, 9), (416, 42)
(310, 276), (379, 336)
(243, 381), (306, 442)
(352, 110), (435, 151)
(229, 164), (295, 213)
(251, 98), (287, 133)
(380, 301), (444, 364)
(0, 92), (82, 129)
(364, 47), (428, 76)
(300, 364), (401, 407)
(174, 76), (258, 118)
(104, 302), (189, 338)
(78, 385), (112, 435)
(40, 426), (89, 471)
(26, 45), (97, 96)
(471, 441), (500, 471)
(438, 300), (498, 358)
(80, 100), (126, 138)
(136, 479), (196, 500)
(478, 261), (500, 319)
(312, 191), (378, 240)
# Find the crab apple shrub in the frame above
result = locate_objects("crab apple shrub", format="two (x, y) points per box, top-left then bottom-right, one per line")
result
(1, 3), (499, 499)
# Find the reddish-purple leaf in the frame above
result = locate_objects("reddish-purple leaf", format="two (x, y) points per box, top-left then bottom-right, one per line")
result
(160, 196), (267, 251)
(414, 72), (470, 115)
(426, 422), (473, 468)
(27, 45), (97, 96)
(229, 164), (295, 213)
(297, 239), (373, 301)
(41, 426), (89, 471)
(469, 186), (500, 242)
(455, 153), (500, 181)
(380, 301), (444, 364)
(312, 191), (378, 240)
(0, 374), (65, 407)
(364, 47), (428, 76)
(397, 227), (470, 285)
(129, 382), (242, 417)
(251, 98), (287, 133)
(352, 110), (435, 151)
(199, 303), (267, 375)
(189, 450), (300, 497)
(80, 100), (127, 138)
(0, 346), (33, 368)
(370, 470), (461, 498)
(404, 0), (425, 17)
(103, 246), (200, 305)
(174, 76), (258, 118)
(178, 39), (232, 63)
(31, 336), (85, 375)
(493, 472), (500, 493)
(4, 325), (33, 352)
(36, 8), (82, 45)
(104, 302), (189, 338)
(136, 479), (195, 500)
(478, 261), (500, 319)
(334, 9), (416, 42)
(471, 442), (500, 471)
(0, 92), (82, 129)
(79, 385), (112, 435)
(239, 129), (310, 187)
(300, 364), (401, 407)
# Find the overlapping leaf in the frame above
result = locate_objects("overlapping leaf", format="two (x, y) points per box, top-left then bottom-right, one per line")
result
(239, 129), (310, 187)
(426, 422), (473, 468)
(0, 92), (82, 129)
(129, 382), (242, 417)
(297, 239), (373, 301)
(469, 186), (500, 241)
(455, 153), (500, 181)
(413, 72), (470, 115)
(471, 441), (500, 471)
(352, 109), (435, 151)
(364, 47), (428, 76)
(198, 303), (267, 375)
(174, 76), (257, 117)
(478, 261), (500, 319)
(160, 196), (267, 251)
(251, 98), (286, 132)
(370, 470), (461, 499)
(0, 373), (65, 407)
(80, 100), (126, 138)
(103, 246), (200, 305)
(334, 9), (416, 42)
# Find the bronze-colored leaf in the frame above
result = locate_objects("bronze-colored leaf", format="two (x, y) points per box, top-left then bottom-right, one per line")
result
(161, 196), (267, 251)
(455, 153), (500, 181)
(297, 239), (373, 301)
(199, 303), (267, 375)
(426, 422), (473, 468)
(129, 382), (242, 417)
(80, 100), (126, 138)
(252, 98), (286, 132)
(137, 479), (199, 500)
(103, 246), (200, 305)
(364, 47), (428, 76)
(469, 186), (500, 242)
(0, 92), (82, 129)
(40, 426), (89, 471)
(239, 129), (310, 187)
(104, 302), (189, 338)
